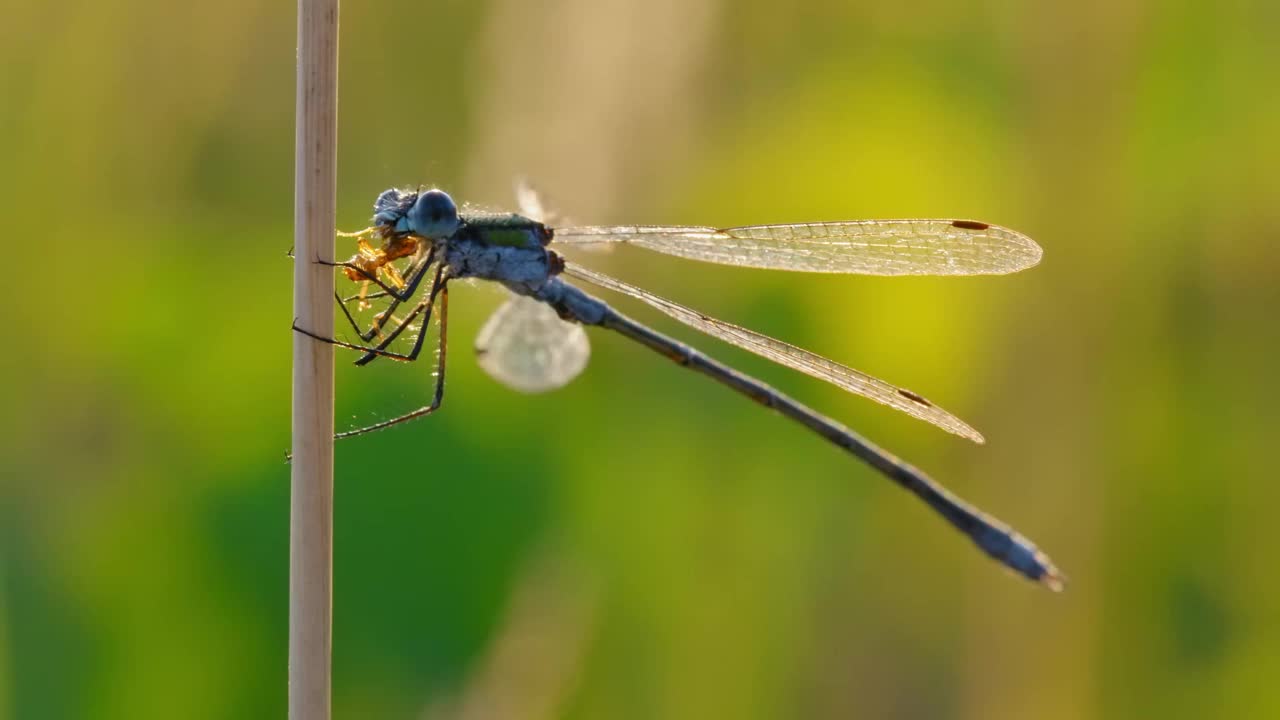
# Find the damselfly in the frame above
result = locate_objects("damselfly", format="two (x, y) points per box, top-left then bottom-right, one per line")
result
(294, 184), (1061, 589)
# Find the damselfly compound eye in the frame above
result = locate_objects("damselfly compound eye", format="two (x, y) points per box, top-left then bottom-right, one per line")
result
(408, 189), (460, 239)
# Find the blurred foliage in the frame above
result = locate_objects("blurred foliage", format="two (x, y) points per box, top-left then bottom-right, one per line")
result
(1, 0), (1278, 718)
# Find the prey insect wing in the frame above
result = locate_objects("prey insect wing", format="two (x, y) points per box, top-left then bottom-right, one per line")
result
(563, 264), (984, 443)
(552, 220), (1042, 276)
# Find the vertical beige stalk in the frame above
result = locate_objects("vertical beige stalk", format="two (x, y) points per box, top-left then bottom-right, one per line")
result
(290, 0), (338, 717)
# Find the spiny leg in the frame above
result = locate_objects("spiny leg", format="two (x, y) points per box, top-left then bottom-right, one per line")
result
(288, 227), (413, 299)
(332, 259), (425, 342)
(355, 247), (437, 341)
(327, 242), (435, 301)
(292, 321), (423, 361)
(319, 253), (420, 301)
(340, 245), (431, 307)
(331, 247), (437, 342)
(288, 237), (378, 341)
(351, 264), (447, 367)
(334, 290), (370, 339)
(334, 242), (435, 306)
(333, 290), (411, 343)
(294, 265), (447, 362)
(334, 281), (450, 440)
(343, 289), (389, 303)
(292, 229), (434, 339)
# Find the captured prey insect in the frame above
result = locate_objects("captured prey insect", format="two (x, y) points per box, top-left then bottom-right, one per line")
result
(293, 184), (1062, 589)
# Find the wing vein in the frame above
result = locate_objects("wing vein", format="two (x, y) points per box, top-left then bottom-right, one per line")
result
(555, 221), (1042, 276)
(563, 264), (984, 442)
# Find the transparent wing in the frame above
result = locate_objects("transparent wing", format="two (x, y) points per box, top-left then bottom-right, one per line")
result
(476, 294), (591, 394)
(515, 178), (552, 224)
(563, 263), (984, 442)
(553, 220), (1041, 276)
(514, 177), (575, 226)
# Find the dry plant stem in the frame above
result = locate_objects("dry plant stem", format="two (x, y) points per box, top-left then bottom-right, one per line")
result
(290, 0), (338, 718)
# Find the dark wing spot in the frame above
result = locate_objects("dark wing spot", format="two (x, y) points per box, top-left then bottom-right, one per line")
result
(897, 388), (931, 406)
(951, 220), (990, 231)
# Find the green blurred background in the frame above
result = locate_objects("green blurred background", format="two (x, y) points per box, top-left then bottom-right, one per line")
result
(2, 0), (1278, 718)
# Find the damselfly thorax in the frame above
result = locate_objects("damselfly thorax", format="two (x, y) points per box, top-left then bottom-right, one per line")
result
(442, 217), (559, 295)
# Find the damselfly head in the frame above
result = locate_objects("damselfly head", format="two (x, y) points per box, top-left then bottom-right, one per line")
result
(407, 189), (460, 240)
(372, 188), (416, 227)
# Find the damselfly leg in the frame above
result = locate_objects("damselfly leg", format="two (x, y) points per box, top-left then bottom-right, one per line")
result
(328, 245), (438, 342)
(294, 264), (447, 363)
(352, 265), (447, 366)
(333, 282), (450, 440)
(292, 268), (452, 439)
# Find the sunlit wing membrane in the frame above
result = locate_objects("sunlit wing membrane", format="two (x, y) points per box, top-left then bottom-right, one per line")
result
(515, 178), (550, 224)
(475, 294), (591, 394)
(563, 264), (985, 442)
(553, 220), (1041, 276)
